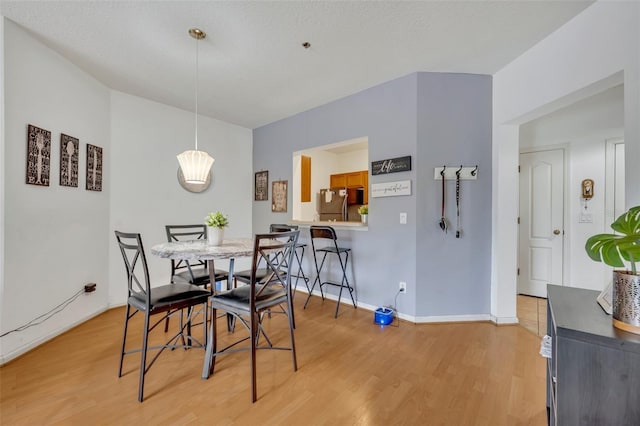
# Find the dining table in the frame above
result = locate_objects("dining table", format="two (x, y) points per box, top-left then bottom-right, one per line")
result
(150, 237), (255, 292)
(151, 237), (255, 373)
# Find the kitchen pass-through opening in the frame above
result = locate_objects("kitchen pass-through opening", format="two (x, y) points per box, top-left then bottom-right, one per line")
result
(292, 137), (368, 222)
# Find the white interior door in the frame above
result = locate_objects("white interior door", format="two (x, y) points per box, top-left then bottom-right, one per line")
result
(605, 139), (625, 225)
(518, 149), (564, 297)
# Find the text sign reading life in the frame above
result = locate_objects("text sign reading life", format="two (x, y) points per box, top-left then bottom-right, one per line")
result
(371, 156), (411, 176)
(371, 180), (412, 198)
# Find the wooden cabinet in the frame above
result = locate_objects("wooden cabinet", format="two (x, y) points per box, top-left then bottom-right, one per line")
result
(330, 173), (346, 188)
(330, 170), (368, 204)
(301, 155), (311, 202)
(361, 172), (368, 204)
(547, 285), (640, 426)
(346, 171), (363, 187)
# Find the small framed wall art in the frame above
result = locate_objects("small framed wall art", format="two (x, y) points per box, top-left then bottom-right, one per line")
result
(371, 155), (411, 175)
(271, 180), (288, 212)
(26, 124), (52, 186)
(86, 143), (103, 191)
(60, 133), (79, 187)
(255, 170), (269, 201)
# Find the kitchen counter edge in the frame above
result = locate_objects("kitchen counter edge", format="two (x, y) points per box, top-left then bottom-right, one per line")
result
(287, 220), (368, 231)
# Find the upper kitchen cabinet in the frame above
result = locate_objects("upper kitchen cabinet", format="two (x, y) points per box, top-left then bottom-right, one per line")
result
(330, 173), (346, 188)
(331, 170), (367, 188)
(331, 170), (368, 204)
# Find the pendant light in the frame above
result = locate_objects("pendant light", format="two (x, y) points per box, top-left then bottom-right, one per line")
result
(177, 28), (214, 184)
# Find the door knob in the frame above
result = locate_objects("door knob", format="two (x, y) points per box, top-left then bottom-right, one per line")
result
(553, 229), (561, 235)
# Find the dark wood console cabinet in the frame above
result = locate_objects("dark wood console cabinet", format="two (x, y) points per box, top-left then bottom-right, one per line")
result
(546, 284), (640, 425)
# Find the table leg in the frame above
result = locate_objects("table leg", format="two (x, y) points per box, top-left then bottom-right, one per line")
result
(227, 258), (236, 332)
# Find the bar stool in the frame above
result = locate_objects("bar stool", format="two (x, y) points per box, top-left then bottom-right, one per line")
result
(304, 225), (356, 318)
(270, 224), (311, 298)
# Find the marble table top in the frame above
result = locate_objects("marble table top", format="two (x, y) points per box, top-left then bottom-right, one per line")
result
(151, 238), (255, 260)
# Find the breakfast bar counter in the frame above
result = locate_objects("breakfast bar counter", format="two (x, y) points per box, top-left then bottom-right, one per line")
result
(287, 220), (368, 231)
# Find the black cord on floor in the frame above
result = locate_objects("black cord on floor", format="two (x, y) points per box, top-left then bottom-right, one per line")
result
(0, 289), (85, 338)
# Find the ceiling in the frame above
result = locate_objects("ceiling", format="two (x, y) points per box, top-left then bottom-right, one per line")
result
(1, 1), (593, 129)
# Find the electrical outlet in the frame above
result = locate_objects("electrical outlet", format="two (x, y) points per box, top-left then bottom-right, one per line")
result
(400, 212), (407, 224)
(399, 282), (407, 293)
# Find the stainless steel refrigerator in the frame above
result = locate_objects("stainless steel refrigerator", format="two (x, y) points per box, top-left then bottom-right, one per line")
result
(318, 188), (347, 221)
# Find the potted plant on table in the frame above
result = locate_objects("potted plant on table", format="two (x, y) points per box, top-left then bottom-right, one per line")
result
(205, 211), (229, 246)
(585, 205), (640, 334)
(358, 205), (368, 224)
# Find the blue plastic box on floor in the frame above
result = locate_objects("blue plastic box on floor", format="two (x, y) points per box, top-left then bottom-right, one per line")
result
(374, 307), (394, 325)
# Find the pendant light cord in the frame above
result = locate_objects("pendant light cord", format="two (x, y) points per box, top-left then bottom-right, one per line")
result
(194, 34), (199, 151)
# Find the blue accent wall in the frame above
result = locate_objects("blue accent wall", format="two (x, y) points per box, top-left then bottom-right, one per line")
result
(416, 73), (492, 316)
(253, 72), (491, 317)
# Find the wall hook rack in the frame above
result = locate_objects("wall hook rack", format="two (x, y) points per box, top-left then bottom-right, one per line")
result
(434, 166), (478, 180)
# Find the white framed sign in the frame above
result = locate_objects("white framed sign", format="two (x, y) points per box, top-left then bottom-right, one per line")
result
(371, 180), (411, 198)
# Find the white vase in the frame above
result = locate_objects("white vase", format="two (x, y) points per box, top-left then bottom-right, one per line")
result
(207, 226), (224, 246)
(361, 214), (368, 225)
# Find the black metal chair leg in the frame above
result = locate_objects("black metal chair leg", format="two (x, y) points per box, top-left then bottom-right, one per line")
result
(317, 253), (328, 300)
(118, 305), (131, 377)
(250, 311), (258, 403)
(341, 252), (356, 308)
(202, 305), (218, 378)
(138, 313), (150, 402)
(304, 252), (324, 308)
(335, 279), (344, 318)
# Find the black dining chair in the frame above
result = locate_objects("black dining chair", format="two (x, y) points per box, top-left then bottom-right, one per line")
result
(165, 224), (229, 289)
(304, 225), (356, 318)
(164, 225), (229, 332)
(232, 224), (306, 328)
(115, 231), (210, 402)
(202, 230), (299, 402)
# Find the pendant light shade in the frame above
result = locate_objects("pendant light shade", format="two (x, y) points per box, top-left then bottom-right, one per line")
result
(177, 28), (214, 184)
(177, 149), (215, 184)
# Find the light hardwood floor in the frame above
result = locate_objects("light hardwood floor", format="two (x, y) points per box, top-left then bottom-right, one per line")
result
(1, 295), (547, 425)
(517, 295), (547, 337)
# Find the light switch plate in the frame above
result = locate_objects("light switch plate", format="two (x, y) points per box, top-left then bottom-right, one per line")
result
(400, 212), (407, 224)
(579, 212), (593, 223)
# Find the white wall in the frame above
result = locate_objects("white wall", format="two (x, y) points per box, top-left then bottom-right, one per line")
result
(1, 20), (253, 363)
(520, 84), (624, 291)
(493, 1), (639, 319)
(292, 149), (340, 221)
(0, 17), (6, 360)
(335, 148), (368, 172)
(2, 19), (111, 362)
(109, 91), (253, 305)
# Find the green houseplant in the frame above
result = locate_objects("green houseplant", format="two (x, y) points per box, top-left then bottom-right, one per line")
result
(204, 211), (228, 246)
(358, 205), (368, 224)
(205, 211), (229, 228)
(585, 205), (640, 334)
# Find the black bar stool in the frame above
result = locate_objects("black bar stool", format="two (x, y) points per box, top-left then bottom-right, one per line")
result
(270, 224), (311, 299)
(304, 225), (356, 318)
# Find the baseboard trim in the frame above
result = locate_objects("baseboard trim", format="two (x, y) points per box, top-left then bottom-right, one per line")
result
(299, 289), (501, 325)
(491, 315), (520, 325)
(413, 314), (492, 323)
(0, 307), (109, 366)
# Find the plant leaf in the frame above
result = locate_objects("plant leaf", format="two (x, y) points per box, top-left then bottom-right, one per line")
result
(585, 206), (640, 270)
(611, 205), (640, 235)
(585, 234), (617, 263)
(619, 242), (640, 262)
(602, 240), (625, 267)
